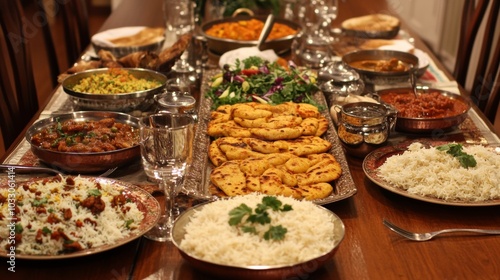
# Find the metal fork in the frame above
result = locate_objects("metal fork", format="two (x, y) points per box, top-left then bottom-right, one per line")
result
(0, 164), (117, 177)
(383, 219), (500, 241)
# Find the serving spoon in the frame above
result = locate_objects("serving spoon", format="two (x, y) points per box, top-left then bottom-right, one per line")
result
(256, 14), (275, 51)
(409, 64), (419, 97)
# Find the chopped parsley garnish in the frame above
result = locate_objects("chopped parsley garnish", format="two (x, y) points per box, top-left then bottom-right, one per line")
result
(125, 219), (134, 229)
(42, 227), (52, 234)
(228, 196), (293, 241)
(436, 143), (477, 168)
(32, 198), (48, 207)
(15, 224), (23, 234)
(88, 189), (102, 197)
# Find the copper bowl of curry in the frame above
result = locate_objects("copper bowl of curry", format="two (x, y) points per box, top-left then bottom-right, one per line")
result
(342, 50), (419, 85)
(375, 87), (471, 133)
(26, 111), (141, 173)
(62, 68), (167, 112)
(201, 16), (300, 55)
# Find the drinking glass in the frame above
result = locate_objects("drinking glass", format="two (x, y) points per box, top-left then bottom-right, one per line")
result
(314, 0), (339, 35)
(293, 33), (333, 69)
(140, 113), (195, 242)
(154, 90), (197, 114)
(163, 0), (196, 76)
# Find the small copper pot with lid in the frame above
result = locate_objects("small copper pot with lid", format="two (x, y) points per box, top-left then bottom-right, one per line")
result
(333, 102), (397, 158)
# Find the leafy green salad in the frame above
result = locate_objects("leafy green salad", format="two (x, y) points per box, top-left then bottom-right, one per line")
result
(206, 56), (320, 109)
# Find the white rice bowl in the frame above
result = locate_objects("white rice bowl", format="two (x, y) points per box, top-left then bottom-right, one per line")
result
(174, 193), (343, 267)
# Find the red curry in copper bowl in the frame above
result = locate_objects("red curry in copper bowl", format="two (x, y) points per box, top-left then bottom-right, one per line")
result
(26, 111), (140, 173)
(375, 87), (470, 133)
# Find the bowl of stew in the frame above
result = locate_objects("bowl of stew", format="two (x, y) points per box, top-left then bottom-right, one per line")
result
(26, 111), (141, 173)
(342, 49), (419, 85)
(201, 15), (300, 55)
(375, 87), (471, 133)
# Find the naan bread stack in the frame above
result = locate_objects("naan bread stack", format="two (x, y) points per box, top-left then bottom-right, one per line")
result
(207, 101), (342, 200)
(207, 102), (329, 140)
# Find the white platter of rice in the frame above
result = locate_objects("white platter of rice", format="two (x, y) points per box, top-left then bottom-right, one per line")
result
(363, 140), (500, 206)
(171, 193), (345, 280)
(0, 175), (160, 259)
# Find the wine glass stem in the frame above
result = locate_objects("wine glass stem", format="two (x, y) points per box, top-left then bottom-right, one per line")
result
(161, 177), (178, 230)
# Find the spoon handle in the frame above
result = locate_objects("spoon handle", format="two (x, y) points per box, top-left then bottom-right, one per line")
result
(257, 14), (275, 51)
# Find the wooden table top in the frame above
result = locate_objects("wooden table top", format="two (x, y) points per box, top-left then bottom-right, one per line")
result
(2, 1), (500, 279)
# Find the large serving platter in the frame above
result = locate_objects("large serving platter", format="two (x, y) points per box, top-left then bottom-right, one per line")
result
(363, 139), (500, 206)
(0, 177), (160, 260)
(184, 70), (357, 205)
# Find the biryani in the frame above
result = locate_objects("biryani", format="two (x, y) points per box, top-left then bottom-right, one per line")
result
(70, 68), (161, 94)
(0, 175), (145, 255)
(377, 142), (500, 202)
(179, 193), (337, 266)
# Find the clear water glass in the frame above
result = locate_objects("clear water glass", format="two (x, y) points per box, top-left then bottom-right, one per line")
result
(163, 0), (196, 76)
(140, 113), (194, 242)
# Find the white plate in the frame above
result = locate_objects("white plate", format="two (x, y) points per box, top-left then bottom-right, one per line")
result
(91, 26), (164, 47)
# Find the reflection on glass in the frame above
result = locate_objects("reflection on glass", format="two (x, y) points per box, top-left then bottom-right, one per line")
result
(140, 113), (194, 242)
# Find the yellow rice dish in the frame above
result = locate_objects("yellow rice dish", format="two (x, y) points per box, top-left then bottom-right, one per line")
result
(71, 68), (162, 94)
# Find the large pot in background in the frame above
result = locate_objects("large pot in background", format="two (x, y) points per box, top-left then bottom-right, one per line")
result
(201, 15), (300, 55)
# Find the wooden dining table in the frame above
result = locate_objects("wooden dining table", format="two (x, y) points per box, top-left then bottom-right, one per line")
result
(2, 0), (500, 279)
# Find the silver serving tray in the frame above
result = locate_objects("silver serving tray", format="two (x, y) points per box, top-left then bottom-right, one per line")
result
(184, 70), (357, 205)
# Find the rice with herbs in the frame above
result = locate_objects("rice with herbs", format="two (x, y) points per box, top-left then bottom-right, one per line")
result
(179, 193), (337, 266)
(0, 175), (144, 255)
(71, 68), (161, 94)
(377, 142), (500, 201)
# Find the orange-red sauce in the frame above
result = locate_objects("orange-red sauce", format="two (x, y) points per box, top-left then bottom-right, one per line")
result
(31, 118), (139, 153)
(380, 91), (468, 118)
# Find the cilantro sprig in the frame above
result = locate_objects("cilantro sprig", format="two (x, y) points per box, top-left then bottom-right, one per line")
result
(206, 56), (321, 109)
(436, 143), (477, 168)
(228, 196), (293, 241)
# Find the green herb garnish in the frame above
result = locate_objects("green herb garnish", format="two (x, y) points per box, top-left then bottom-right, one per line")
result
(436, 143), (477, 168)
(125, 219), (134, 229)
(88, 189), (102, 197)
(228, 196), (293, 241)
(32, 198), (48, 207)
(15, 224), (23, 234)
(42, 227), (52, 234)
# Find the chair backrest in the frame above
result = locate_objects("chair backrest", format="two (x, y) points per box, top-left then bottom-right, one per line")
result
(61, 0), (90, 65)
(0, 0), (39, 151)
(453, 0), (500, 123)
(37, 0), (90, 86)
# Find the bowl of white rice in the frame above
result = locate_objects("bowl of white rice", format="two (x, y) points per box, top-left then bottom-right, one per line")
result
(171, 193), (345, 280)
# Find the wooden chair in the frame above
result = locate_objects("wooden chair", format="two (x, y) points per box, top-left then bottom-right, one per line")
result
(37, 0), (91, 86)
(61, 0), (91, 67)
(0, 0), (39, 151)
(453, 0), (500, 123)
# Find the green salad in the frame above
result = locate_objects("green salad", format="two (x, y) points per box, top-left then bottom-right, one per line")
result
(206, 56), (320, 109)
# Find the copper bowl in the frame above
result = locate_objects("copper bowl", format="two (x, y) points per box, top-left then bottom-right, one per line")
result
(375, 87), (471, 133)
(342, 49), (419, 85)
(62, 68), (167, 112)
(26, 111), (140, 173)
(172, 202), (345, 280)
(201, 15), (300, 55)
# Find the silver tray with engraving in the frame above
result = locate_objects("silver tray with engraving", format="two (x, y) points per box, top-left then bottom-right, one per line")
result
(184, 70), (357, 205)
